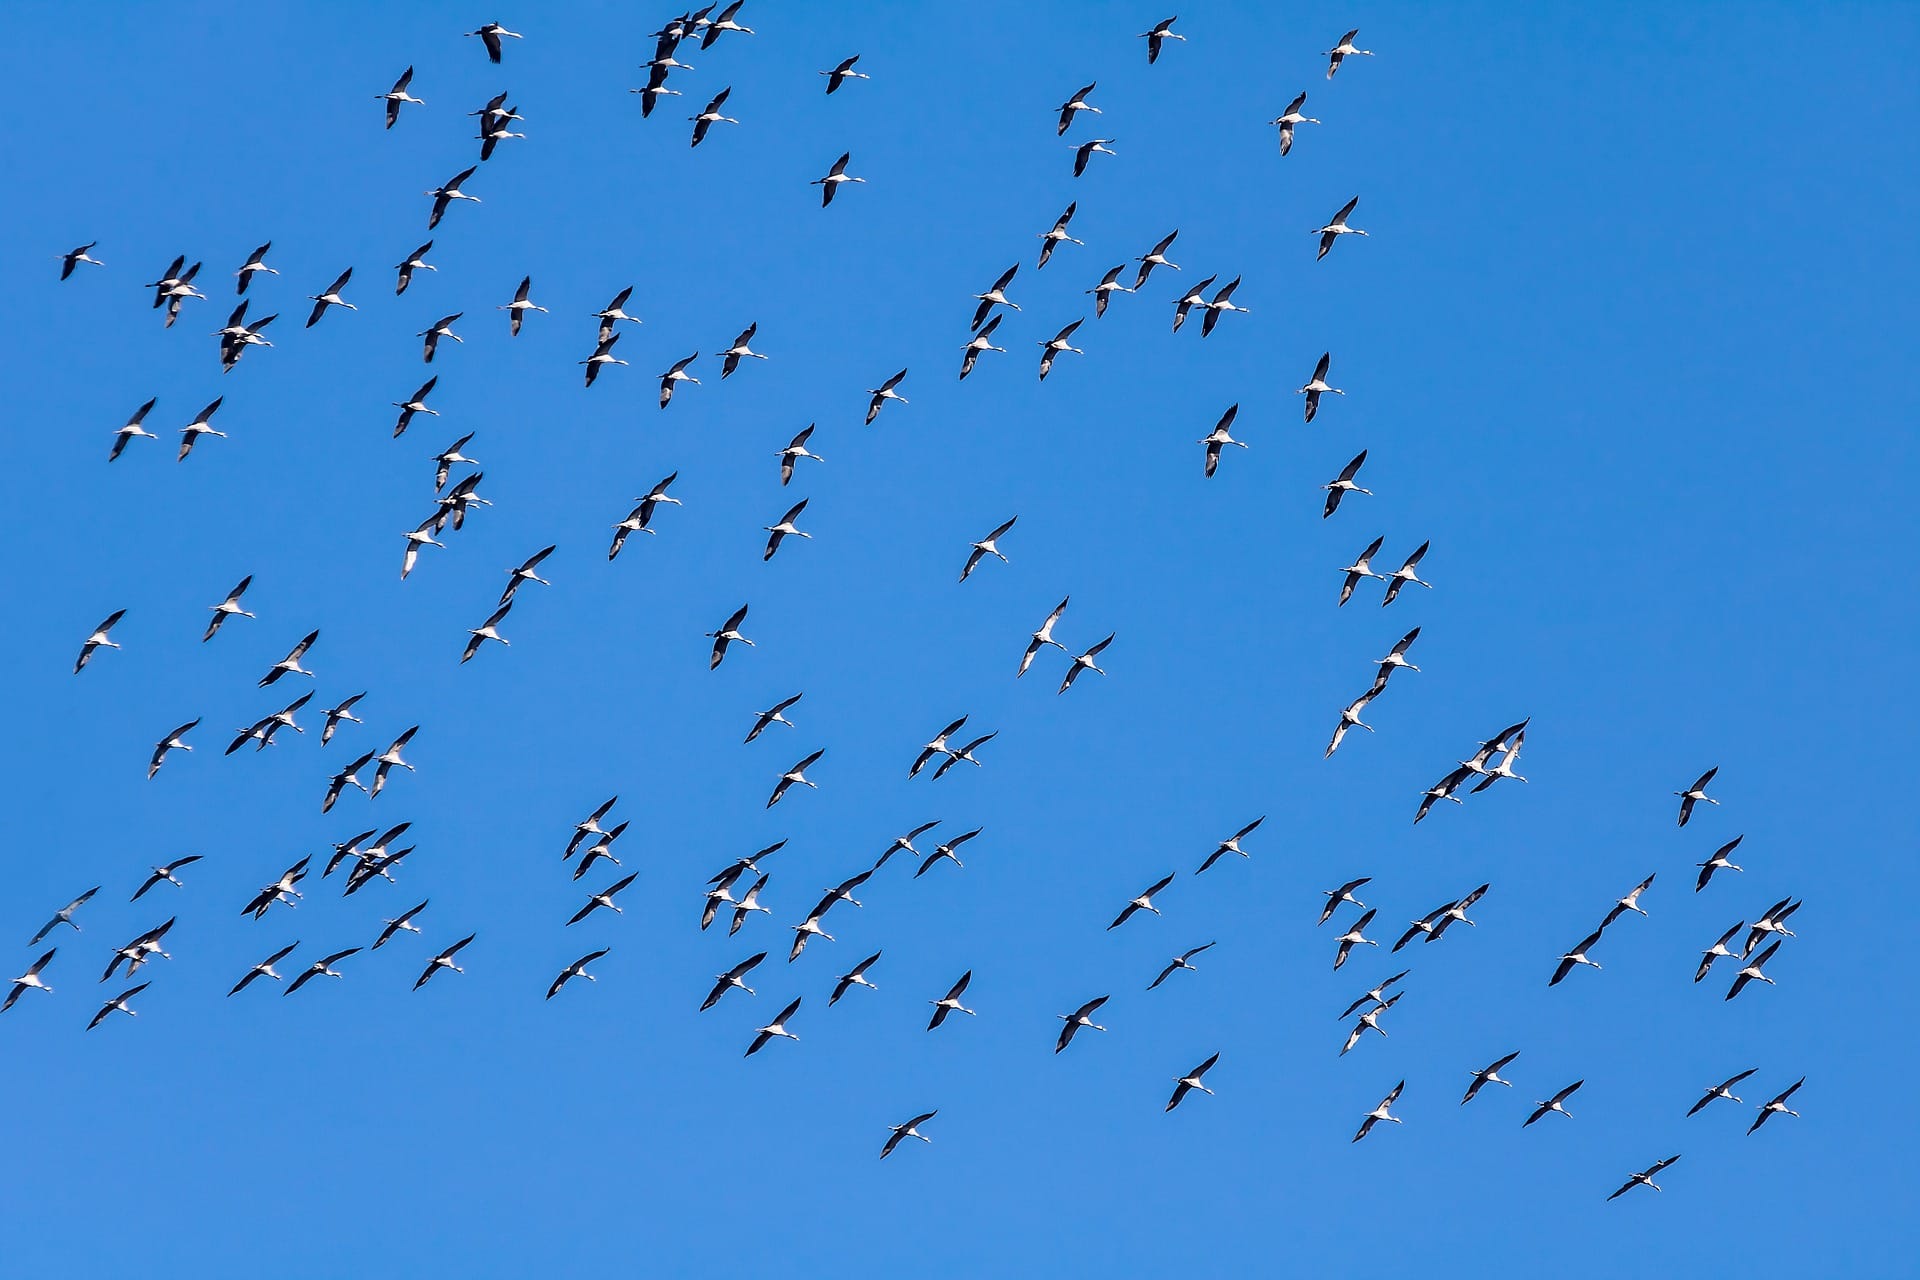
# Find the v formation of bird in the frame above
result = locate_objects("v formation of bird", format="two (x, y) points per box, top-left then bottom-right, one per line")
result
(34, 10), (1807, 1184)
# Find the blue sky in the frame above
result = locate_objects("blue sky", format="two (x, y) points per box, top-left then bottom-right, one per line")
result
(4, 3), (1917, 1275)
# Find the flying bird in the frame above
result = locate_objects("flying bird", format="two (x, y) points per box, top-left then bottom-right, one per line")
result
(109, 397), (160, 461)
(1725, 940), (1783, 1000)
(1140, 17), (1185, 63)
(930, 731), (997, 782)
(1322, 450), (1372, 517)
(1313, 197), (1368, 260)
(1326, 29), (1374, 79)
(960, 314), (1007, 379)
(132, 855), (203, 901)
(688, 86), (738, 147)
(917, 827), (982, 879)
(176, 398), (228, 461)
(305, 268), (355, 328)
(1676, 767), (1719, 826)
(707, 604), (753, 669)
(500, 545), (555, 605)
(1462, 1052), (1521, 1105)
(1319, 878), (1372, 925)
(1687, 1068), (1758, 1117)
(3, 950), (58, 1013)
(831, 951), (883, 1004)
(1695, 921), (1746, 983)
(228, 942), (299, 996)
(1148, 942), (1216, 991)
(1058, 634), (1112, 694)
(1167, 1053), (1220, 1111)
(60, 241), (105, 280)
(874, 822), (941, 870)
(1199, 277), (1251, 336)
(866, 369), (908, 423)
(284, 948), (361, 996)
(1608, 1155), (1681, 1201)
(418, 313), (463, 362)
(1086, 264), (1135, 317)
(1170, 274), (1218, 333)
(701, 951), (768, 1011)
(777, 425), (823, 484)
(1523, 1079), (1584, 1127)
(1749, 1078), (1804, 1134)
(547, 949), (609, 999)
(1333, 910), (1378, 969)
(762, 500), (811, 561)
(242, 857), (310, 919)
(812, 151), (865, 206)
(881, 1111), (936, 1159)
(1602, 874), (1657, 928)
(1055, 995), (1110, 1053)
(926, 971), (976, 1029)
(972, 265), (1021, 331)
(378, 67), (424, 127)
(1299, 352), (1343, 423)
(1036, 202), (1082, 268)
(766, 750), (824, 807)
(461, 602), (513, 663)
(1056, 82), (1099, 135)
(394, 241), (436, 294)
(960, 517), (1017, 582)
(1550, 930), (1605, 986)
(720, 323), (766, 377)
(414, 934), (476, 989)
(1196, 817), (1264, 875)
(820, 56), (869, 94)
(425, 167), (480, 230)
(148, 719), (200, 779)
(658, 352), (700, 408)
(1071, 137), (1117, 177)
(466, 23), (521, 63)
(1695, 836), (1746, 891)
(392, 379), (441, 437)
(321, 693), (366, 745)
(258, 630), (319, 686)
(567, 873), (638, 926)
(746, 997), (803, 1056)
(745, 693), (804, 744)
(1744, 897), (1801, 956)
(1271, 92), (1321, 156)
(1353, 1081), (1404, 1142)
(29, 888), (100, 945)
(373, 900), (430, 949)
(1109, 873), (1176, 930)
(1019, 597), (1070, 676)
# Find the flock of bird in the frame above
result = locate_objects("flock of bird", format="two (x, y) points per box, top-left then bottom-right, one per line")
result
(33, 9), (1808, 1185)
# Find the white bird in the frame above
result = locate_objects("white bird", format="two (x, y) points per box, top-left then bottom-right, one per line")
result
(466, 22), (522, 63)
(242, 856), (310, 919)
(1744, 897), (1802, 956)
(766, 749), (823, 808)
(1695, 921), (1746, 983)
(1342, 992), (1403, 1054)
(176, 398), (227, 462)
(500, 545), (555, 606)
(1353, 1081), (1404, 1142)
(497, 275), (547, 337)
(831, 951), (883, 1004)
(132, 855), (203, 901)
(109, 397), (160, 461)
(1726, 940), (1783, 1001)
(29, 888), (100, 945)
(1134, 231), (1181, 289)
(721, 322), (767, 377)
(927, 970), (976, 1029)
(2, 949), (58, 1013)
(1071, 137), (1117, 177)
(701, 951), (768, 1010)
(762, 500), (811, 561)
(1198, 403), (1247, 478)
(425, 166), (480, 230)
(1325, 29), (1374, 79)
(1337, 536), (1386, 608)
(730, 874), (772, 937)
(1037, 319), (1085, 381)
(812, 151), (865, 206)
(1609, 1155), (1682, 1200)
(1109, 873), (1176, 930)
(1695, 835), (1746, 891)
(378, 66), (424, 128)
(688, 86), (738, 148)
(305, 268), (356, 328)
(1148, 942), (1216, 991)
(874, 822), (940, 871)
(1319, 877), (1372, 925)
(821, 55), (869, 94)
(745, 692), (803, 744)
(580, 334), (628, 388)
(916, 827), (982, 879)
(1167, 1053), (1220, 1110)
(881, 1111), (936, 1158)
(1199, 277), (1251, 337)
(1171, 274), (1218, 334)
(1271, 92), (1321, 156)
(745, 997), (803, 1056)
(1602, 874), (1657, 928)
(1380, 541), (1431, 606)
(284, 948), (361, 996)
(401, 519), (445, 579)
(1524, 1080), (1584, 1126)
(1056, 81), (1099, 136)
(1374, 628), (1422, 692)
(866, 368), (908, 423)
(1333, 909), (1378, 969)
(418, 313), (463, 363)
(1313, 196), (1368, 260)
(1086, 264), (1135, 317)
(658, 352), (700, 408)
(227, 942), (299, 996)
(370, 726), (418, 797)
(1688, 1068), (1758, 1116)
(547, 949), (609, 1000)
(1325, 690), (1379, 758)
(414, 934), (475, 989)
(777, 424), (823, 484)
(373, 900), (430, 949)
(1196, 817), (1264, 876)
(461, 602), (513, 663)
(706, 603), (752, 670)
(258, 629), (319, 687)
(1058, 634), (1113, 694)
(1299, 351), (1343, 423)
(960, 516), (1017, 582)
(1322, 449), (1372, 517)
(394, 241), (435, 295)
(1550, 930), (1605, 986)
(1019, 597), (1070, 677)
(147, 719), (200, 779)
(321, 692), (366, 746)
(322, 750), (376, 814)
(1036, 202), (1082, 268)
(568, 873), (638, 926)
(959, 314), (1006, 380)
(1749, 1078), (1805, 1133)
(389, 377), (440, 438)
(1676, 767), (1719, 826)
(592, 286), (641, 342)
(74, 610), (126, 673)
(1462, 1051), (1521, 1105)
(60, 241), (105, 280)
(700, 1), (754, 46)
(1055, 995), (1110, 1053)
(1140, 16), (1185, 64)
(972, 264), (1021, 331)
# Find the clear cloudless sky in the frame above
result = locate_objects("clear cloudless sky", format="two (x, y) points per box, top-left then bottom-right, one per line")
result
(3, 3), (1917, 1276)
